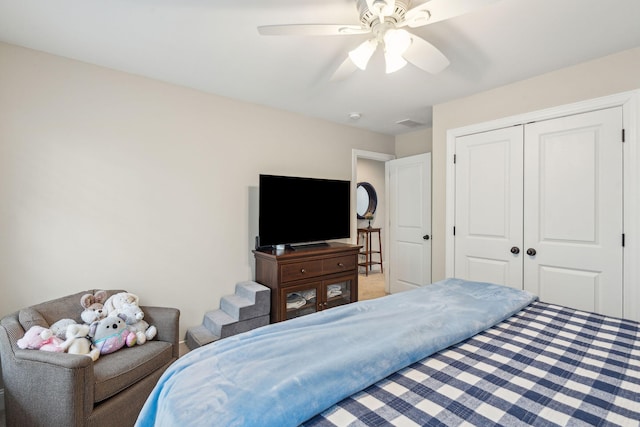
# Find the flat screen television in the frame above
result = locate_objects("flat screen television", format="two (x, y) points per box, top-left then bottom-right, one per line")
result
(258, 174), (350, 248)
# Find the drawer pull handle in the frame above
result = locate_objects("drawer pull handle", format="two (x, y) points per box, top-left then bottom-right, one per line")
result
(300, 268), (306, 274)
(337, 262), (344, 267)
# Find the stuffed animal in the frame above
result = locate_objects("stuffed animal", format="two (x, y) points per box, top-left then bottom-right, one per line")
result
(89, 314), (136, 355)
(50, 318), (78, 340)
(102, 292), (139, 316)
(17, 325), (65, 352)
(80, 290), (108, 324)
(61, 324), (100, 361)
(114, 302), (157, 345)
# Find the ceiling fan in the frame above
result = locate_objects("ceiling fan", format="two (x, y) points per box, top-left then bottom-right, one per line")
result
(258, 0), (499, 80)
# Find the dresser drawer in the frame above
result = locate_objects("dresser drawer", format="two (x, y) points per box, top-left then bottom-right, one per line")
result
(281, 260), (323, 283)
(323, 255), (356, 275)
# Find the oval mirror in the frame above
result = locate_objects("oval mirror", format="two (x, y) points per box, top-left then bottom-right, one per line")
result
(356, 182), (378, 219)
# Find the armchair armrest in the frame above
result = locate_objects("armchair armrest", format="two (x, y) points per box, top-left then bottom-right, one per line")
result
(14, 348), (93, 369)
(141, 306), (180, 358)
(8, 348), (96, 422)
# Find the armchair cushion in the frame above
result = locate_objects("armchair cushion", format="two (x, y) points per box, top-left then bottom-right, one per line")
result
(18, 308), (49, 330)
(94, 341), (173, 403)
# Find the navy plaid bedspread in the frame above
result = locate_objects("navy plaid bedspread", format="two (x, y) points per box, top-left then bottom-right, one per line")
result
(303, 301), (640, 426)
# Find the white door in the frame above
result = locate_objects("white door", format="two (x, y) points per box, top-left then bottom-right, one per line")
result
(387, 153), (431, 293)
(454, 107), (624, 317)
(523, 107), (623, 316)
(454, 127), (524, 289)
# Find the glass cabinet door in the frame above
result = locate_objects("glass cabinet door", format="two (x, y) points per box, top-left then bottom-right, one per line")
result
(324, 276), (353, 309)
(283, 283), (319, 320)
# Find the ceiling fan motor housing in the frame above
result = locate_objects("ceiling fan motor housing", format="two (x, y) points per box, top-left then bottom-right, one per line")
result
(356, 0), (409, 28)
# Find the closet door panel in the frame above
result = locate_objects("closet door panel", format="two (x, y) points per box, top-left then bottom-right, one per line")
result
(454, 127), (524, 289)
(523, 107), (623, 316)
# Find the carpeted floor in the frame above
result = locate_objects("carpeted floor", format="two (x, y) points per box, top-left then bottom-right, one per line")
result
(358, 271), (387, 301)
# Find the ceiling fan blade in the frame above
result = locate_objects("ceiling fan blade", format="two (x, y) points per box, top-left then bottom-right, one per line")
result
(403, 34), (450, 74)
(258, 24), (369, 36)
(330, 56), (359, 81)
(404, 0), (500, 28)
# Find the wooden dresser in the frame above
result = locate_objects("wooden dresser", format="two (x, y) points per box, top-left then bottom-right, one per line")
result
(253, 242), (360, 323)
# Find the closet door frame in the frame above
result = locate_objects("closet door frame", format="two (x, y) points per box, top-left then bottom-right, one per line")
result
(445, 90), (640, 321)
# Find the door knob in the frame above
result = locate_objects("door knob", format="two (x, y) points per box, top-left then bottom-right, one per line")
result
(423, 235), (430, 240)
(526, 248), (537, 256)
(510, 246), (520, 254)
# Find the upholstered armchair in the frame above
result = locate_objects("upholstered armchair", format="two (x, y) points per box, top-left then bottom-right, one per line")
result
(0, 289), (180, 427)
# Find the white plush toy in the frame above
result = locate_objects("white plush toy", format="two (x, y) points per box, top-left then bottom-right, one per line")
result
(110, 301), (157, 345)
(61, 323), (100, 361)
(103, 292), (139, 315)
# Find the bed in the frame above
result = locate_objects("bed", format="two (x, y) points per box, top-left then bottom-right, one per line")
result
(136, 279), (640, 426)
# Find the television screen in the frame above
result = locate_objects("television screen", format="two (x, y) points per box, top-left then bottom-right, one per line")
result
(259, 174), (350, 248)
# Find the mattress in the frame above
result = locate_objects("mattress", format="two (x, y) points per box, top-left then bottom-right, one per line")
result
(304, 301), (640, 426)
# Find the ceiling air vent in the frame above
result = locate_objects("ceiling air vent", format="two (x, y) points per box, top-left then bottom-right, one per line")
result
(396, 119), (424, 128)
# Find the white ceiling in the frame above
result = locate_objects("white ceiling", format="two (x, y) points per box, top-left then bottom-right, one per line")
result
(1, 0), (640, 135)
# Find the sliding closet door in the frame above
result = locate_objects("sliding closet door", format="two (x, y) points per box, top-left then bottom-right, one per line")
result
(454, 127), (524, 289)
(523, 107), (623, 317)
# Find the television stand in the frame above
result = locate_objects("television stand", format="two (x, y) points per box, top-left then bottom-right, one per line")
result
(253, 242), (360, 323)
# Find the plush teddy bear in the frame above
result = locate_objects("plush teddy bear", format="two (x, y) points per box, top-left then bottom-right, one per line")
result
(17, 325), (65, 352)
(102, 292), (139, 316)
(114, 302), (157, 345)
(60, 323), (100, 361)
(89, 314), (137, 355)
(80, 290), (108, 324)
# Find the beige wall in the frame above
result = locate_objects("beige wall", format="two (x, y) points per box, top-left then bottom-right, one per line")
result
(395, 128), (432, 157)
(431, 46), (640, 281)
(0, 42), (395, 339)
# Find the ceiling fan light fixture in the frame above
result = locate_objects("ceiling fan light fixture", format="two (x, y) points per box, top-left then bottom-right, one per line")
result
(384, 28), (411, 56)
(349, 39), (377, 70)
(383, 28), (410, 73)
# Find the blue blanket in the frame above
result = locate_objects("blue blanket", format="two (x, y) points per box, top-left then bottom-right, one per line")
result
(136, 279), (537, 427)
